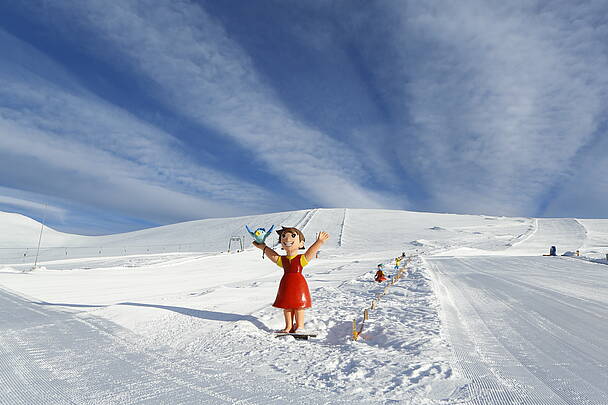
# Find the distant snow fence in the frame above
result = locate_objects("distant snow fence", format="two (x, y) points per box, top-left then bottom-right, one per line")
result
(0, 242), (213, 264)
(352, 255), (414, 341)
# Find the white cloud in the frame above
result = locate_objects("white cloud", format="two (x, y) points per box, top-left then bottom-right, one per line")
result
(0, 193), (66, 220)
(542, 132), (608, 218)
(370, 1), (608, 215)
(0, 28), (283, 223)
(0, 119), (247, 221)
(27, 0), (406, 210)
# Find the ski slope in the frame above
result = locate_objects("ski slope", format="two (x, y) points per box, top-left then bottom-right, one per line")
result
(428, 256), (608, 404)
(0, 287), (348, 404)
(1, 209), (607, 404)
(506, 218), (587, 255)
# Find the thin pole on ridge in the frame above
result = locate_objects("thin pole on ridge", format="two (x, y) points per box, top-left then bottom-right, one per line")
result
(32, 204), (48, 271)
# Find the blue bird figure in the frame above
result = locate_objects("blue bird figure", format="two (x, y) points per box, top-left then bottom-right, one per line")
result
(245, 225), (275, 244)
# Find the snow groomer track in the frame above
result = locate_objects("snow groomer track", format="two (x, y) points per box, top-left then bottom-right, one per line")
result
(428, 254), (608, 404)
(0, 288), (346, 405)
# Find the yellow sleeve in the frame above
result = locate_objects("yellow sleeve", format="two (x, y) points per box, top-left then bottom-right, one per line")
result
(276, 257), (283, 268)
(300, 255), (309, 267)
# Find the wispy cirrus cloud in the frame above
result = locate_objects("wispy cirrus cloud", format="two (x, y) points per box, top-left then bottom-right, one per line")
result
(2, 0), (606, 234)
(22, 0), (406, 210)
(543, 131), (608, 218)
(0, 27), (281, 227)
(0, 189), (66, 220)
(0, 185), (158, 235)
(364, 1), (608, 216)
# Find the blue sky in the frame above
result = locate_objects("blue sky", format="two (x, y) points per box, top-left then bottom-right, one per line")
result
(1, 1), (607, 235)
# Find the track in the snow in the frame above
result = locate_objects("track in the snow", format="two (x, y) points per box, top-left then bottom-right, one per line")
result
(428, 255), (608, 405)
(0, 287), (351, 405)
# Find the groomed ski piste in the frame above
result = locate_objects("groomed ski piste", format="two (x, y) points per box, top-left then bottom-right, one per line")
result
(1, 208), (607, 404)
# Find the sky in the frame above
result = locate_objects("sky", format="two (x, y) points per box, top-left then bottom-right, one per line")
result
(1, 0), (607, 235)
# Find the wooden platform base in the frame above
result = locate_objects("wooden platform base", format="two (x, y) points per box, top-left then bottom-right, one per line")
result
(274, 332), (317, 340)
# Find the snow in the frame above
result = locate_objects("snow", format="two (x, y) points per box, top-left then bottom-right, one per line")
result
(428, 255), (608, 404)
(1, 208), (607, 404)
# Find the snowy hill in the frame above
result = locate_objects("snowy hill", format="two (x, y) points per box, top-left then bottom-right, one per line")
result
(1, 209), (608, 404)
(0, 208), (535, 263)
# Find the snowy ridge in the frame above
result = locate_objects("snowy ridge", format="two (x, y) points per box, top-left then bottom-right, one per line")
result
(0, 208), (533, 264)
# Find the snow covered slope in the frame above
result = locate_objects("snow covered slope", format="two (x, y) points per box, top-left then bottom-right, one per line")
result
(1, 209), (608, 404)
(578, 219), (608, 259)
(428, 256), (608, 404)
(506, 218), (587, 256)
(0, 208), (533, 264)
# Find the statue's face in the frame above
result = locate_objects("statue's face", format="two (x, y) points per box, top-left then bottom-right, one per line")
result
(280, 231), (303, 253)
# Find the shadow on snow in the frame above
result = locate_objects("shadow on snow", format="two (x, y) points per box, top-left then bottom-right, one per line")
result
(33, 300), (269, 331)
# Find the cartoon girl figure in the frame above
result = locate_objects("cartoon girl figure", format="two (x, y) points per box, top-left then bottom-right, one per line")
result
(253, 226), (329, 333)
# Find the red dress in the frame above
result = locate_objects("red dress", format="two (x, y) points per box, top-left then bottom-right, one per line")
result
(375, 270), (387, 282)
(273, 254), (312, 309)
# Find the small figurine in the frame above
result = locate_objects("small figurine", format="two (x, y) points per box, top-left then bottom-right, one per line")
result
(245, 225), (275, 244)
(375, 264), (387, 283)
(252, 226), (329, 333)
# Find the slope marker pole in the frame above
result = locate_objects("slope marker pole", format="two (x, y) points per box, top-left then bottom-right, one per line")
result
(32, 204), (48, 271)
